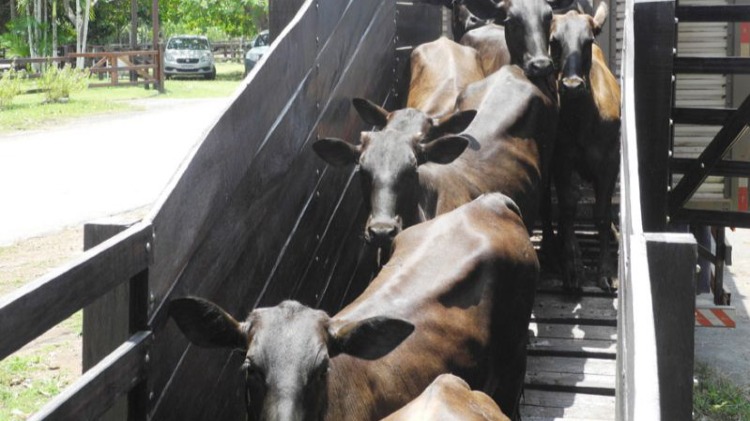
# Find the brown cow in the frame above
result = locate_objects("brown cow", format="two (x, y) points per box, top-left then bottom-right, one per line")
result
(381, 374), (511, 421)
(169, 193), (538, 420)
(407, 37), (485, 117)
(542, 2), (620, 291)
(313, 0), (557, 246)
(460, 24), (510, 76)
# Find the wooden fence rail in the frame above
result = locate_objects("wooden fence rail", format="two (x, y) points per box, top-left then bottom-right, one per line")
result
(0, 222), (153, 361)
(0, 50), (162, 89)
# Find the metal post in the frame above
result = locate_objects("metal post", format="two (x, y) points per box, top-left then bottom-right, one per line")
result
(128, 269), (149, 421)
(151, 0), (164, 93)
(130, 0), (137, 83)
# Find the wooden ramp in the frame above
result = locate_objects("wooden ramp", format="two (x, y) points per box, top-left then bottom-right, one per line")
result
(520, 267), (618, 420)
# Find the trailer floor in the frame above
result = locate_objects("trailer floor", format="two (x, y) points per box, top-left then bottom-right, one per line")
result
(522, 232), (618, 421)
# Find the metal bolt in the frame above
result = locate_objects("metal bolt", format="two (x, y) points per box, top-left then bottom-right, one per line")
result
(672, 48), (677, 55)
(671, 75), (676, 83)
(668, 150), (673, 157)
(667, 185), (672, 192)
(675, 17), (679, 24)
(315, 36), (319, 43)
(316, 191), (320, 197)
(669, 118), (674, 126)
(145, 353), (150, 364)
(149, 391), (155, 400)
(696, 264), (701, 274)
(700, 162), (705, 169)
(146, 242), (151, 254)
(666, 215), (671, 223)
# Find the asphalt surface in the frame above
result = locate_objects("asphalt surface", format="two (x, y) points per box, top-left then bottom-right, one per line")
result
(695, 228), (750, 388)
(0, 98), (230, 246)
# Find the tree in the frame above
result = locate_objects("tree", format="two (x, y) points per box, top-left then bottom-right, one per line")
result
(160, 0), (268, 39)
(63, 0), (98, 66)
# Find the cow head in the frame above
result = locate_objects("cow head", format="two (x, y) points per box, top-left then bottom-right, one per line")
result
(500, 0), (555, 78)
(313, 99), (476, 247)
(549, 2), (607, 96)
(169, 297), (414, 421)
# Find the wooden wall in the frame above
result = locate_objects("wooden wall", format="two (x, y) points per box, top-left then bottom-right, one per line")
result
(134, 1), (441, 419)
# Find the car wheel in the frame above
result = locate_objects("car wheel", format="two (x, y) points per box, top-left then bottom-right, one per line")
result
(205, 66), (216, 80)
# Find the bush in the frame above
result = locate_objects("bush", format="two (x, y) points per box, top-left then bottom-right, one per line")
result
(0, 68), (25, 109)
(37, 64), (90, 103)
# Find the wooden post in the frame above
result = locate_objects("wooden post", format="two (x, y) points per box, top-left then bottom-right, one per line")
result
(269, 0), (306, 42)
(130, 0), (137, 83)
(645, 233), (697, 421)
(633, 0), (676, 232)
(83, 220), (136, 421)
(152, 0), (164, 93)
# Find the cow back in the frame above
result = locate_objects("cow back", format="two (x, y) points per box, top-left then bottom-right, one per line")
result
(460, 24), (511, 76)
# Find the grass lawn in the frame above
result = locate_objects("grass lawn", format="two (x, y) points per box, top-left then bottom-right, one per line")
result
(694, 362), (750, 420)
(0, 62), (244, 134)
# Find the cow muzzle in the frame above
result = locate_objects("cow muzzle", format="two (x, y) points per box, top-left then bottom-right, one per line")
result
(525, 57), (555, 78)
(365, 218), (402, 247)
(560, 76), (587, 96)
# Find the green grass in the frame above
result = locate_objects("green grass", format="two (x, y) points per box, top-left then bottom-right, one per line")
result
(0, 62), (244, 133)
(0, 348), (70, 420)
(694, 362), (750, 421)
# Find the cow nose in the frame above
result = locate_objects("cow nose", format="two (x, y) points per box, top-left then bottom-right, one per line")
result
(561, 76), (586, 94)
(526, 57), (554, 78)
(366, 222), (399, 246)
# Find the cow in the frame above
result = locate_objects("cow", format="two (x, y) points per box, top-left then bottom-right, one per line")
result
(460, 24), (510, 76)
(542, 2), (620, 291)
(381, 374), (511, 421)
(313, 0), (557, 247)
(406, 37), (485, 117)
(169, 193), (538, 420)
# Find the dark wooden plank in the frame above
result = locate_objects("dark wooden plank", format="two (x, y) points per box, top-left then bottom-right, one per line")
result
(526, 355), (616, 394)
(528, 337), (617, 358)
(672, 107), (735, 126)
(270, 0), (306, 41)
(671, 208), (750, 228)
(82, 220), (138, 421)
(528, 356), (616, 377)
(634, 0), (675, 232)
(529, 322), (617, 342)
(645, 233), (697, 421)
(671, 157), (750, 177)
(146, 1), (397, 418)
(531, 295), (618, 323)
(28, 331), (152, 421)
(676, 5), (750, 22)
(674, 56), (750, 74)
(397, 2), (443, 48)
(0, 222), (152, 360)
(521, 389), (615, 420)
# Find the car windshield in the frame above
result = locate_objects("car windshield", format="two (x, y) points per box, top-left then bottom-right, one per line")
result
(253, 32), (269, 48)
(168, 38), (209, 51)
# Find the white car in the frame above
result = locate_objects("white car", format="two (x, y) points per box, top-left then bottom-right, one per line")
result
(164, 35), (216, 80)
(245, 30), (270, 76)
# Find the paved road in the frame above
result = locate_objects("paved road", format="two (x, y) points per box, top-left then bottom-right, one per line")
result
(0, 98), (230, 246)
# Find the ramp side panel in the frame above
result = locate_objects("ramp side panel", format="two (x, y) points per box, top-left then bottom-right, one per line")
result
(145, 1), (400, 419)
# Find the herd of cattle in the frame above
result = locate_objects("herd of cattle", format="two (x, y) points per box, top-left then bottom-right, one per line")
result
(168, 0), (621, 420)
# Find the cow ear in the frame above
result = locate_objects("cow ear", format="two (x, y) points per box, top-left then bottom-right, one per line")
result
(429, 110), (477, 140)
(169, 297), (249, 350)
(420, 135), (470, 165)
(313, 137), (361, 167)
(352, 98), (389, 128)
(329, 317), (414, 360)
(592, 2), (608, 36)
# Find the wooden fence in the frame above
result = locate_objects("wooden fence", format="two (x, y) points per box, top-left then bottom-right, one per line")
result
(617, 0), (698, 419)
(0, 0), (440, 419)
(0, 50), (162, 89)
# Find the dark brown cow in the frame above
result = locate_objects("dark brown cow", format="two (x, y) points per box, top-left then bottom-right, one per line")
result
(543, 2), (620, 290)
(169, 193), (538, 420)
(381, 374), (511, 421)
(313, 0), (557, 246)
(407, 37), (485, 117)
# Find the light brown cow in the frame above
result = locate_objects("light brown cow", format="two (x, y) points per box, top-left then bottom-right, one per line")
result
(381, 374), (511, 421)
(407, 36), (485, 117)
(460, 24), (511, 76)
(169, 193), (538, 421)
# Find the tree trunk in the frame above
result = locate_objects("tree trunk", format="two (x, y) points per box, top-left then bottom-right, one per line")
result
(10, 0), (17, 21)
(52, 0), (58, 58)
